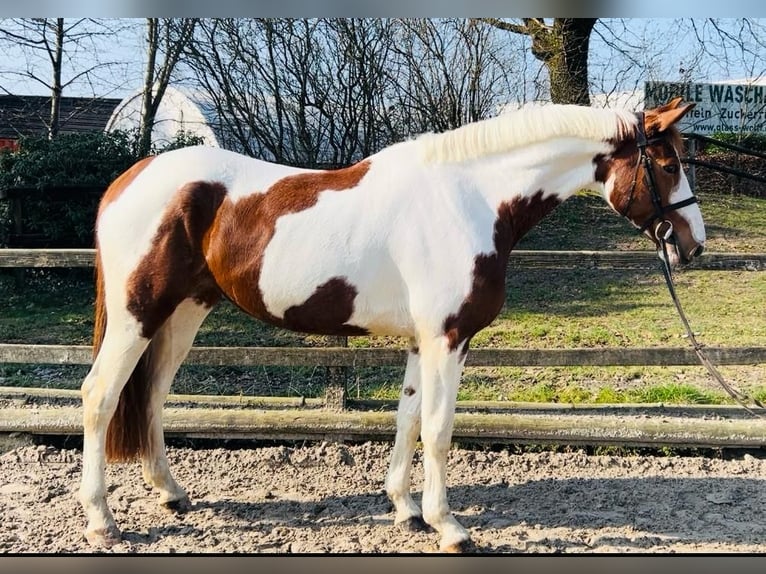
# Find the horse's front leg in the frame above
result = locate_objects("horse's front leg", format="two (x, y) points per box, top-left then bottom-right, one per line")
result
(418, 335), (471, 552)
(386, 340), (427, 531)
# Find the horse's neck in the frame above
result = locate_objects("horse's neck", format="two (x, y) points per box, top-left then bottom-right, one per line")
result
(465, 136), (612, 209)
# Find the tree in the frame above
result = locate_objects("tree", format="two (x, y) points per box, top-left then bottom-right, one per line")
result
(481, 18), (596, 106)
(0, 18), (122, 138)
(185, 18), (398, 167)
(184, 18), (521, 165)
(387, 18), (520, 134)
(136, 18), (197, 158)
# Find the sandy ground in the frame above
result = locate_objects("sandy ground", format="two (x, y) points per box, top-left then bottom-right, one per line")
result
(3, 439), (766, 554)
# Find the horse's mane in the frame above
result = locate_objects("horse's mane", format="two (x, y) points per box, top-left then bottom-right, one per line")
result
(418, 104), (638, 164)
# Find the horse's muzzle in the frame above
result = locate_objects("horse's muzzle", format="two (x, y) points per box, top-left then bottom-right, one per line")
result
(690, 244), (705, 259)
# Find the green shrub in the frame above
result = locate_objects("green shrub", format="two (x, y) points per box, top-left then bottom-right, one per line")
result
(0, 130), (206, 248)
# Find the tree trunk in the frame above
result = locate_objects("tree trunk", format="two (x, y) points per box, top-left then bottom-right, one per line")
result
(137, 18), (158, 158)
(482, 18), (596, 106)
(527, 18), (595, 106)
(49, 18), (65, 138)
(550, 19), (595, 106)
(136, 18), (196, 158)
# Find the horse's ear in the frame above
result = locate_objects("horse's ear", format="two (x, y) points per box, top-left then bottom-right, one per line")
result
(646, 100), (696, 134)
(665, 96), (684, 110)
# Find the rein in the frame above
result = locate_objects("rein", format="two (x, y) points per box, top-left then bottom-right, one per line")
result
(657, 236), (766, 418)
(630, 112), (766, 419)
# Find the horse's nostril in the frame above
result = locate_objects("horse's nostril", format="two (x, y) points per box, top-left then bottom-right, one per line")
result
(692, 245), (705, 258)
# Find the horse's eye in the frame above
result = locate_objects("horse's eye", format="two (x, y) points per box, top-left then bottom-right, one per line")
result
(663, 164), (679, 174)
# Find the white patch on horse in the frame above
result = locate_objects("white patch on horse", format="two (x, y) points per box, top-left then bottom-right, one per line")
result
(669, 170), (706, 245)
(257, 147), (494, 337)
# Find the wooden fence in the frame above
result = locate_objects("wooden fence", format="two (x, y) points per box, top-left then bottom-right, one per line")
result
(2, 248), (766, 449)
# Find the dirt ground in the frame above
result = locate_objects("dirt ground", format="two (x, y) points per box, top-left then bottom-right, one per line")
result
(3, 439), (766, 554)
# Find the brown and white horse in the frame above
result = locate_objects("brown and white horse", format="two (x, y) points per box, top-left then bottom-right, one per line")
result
(79, 97), (705, 552)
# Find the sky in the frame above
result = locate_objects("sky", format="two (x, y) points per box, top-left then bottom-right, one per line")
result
(0, 18), (764, 103)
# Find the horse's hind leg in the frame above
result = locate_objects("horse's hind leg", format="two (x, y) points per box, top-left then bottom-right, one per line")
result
(385, 340), (427, 531)
(80, 312), (149, 547)
(140, 298), (212, 511)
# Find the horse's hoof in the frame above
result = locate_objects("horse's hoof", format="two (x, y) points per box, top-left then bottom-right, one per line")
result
(84, 525), (122, 548)
(161, 496), (191, 514)
(398, 515), (430, 532)
(441, 538), (476, 554)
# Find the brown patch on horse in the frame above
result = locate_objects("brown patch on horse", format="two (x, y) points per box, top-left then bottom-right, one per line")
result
(282, 277), (368, 335)
(98, 156), (155, 215)
(443, 190), (561, 353)
(403, 386), (416, 397)
(204, 160), (371, 335)
(126, 181), (228, 338)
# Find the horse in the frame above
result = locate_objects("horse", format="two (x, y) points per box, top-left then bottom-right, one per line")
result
(78, 97), (705, 552)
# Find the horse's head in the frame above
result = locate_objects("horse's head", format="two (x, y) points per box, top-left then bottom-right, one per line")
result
(600, 97), (706, 268)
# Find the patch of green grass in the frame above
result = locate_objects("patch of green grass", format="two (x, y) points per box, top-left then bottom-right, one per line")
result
(0, 272), (94, 345)
(593, 387), (626, 404)
(634, 383), (723, 405)
(501, 382), (593, 404)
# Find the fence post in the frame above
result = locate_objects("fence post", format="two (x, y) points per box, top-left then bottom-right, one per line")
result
(687, 137), (697, 194)
(11, 196), (25, 288)
(325, 336), (348, 411)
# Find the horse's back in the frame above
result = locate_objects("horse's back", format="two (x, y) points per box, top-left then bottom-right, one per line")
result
(202, 148), (420, 336)
(96, 147), (298, 261)
(99, 146), (302, 217)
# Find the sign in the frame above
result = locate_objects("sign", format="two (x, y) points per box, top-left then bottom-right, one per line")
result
(644, 81), (766, 135)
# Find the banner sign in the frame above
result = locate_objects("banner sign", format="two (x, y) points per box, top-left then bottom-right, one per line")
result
(644, 81), (766, 134)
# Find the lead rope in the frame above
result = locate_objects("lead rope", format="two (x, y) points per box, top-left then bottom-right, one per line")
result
(657, 227), (766, 418)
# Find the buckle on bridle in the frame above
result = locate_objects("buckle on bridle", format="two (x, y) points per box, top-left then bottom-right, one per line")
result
(655, 220), (674, 242)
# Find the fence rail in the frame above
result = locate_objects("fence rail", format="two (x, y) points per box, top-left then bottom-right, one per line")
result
(1, 247), (766, 270)
(5, 386), (766, 449)
(1, 343), (765, 368)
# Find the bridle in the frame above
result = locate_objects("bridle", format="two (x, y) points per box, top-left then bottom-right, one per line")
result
(621, 111), (699, 239)
(622, 112), (766, 418)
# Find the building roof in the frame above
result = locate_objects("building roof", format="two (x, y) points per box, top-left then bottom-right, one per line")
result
(0, 94), (123, 139)
(106, 85), (225, 150)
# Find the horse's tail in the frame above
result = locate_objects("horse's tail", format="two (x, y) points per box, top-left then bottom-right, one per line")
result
(92, 232), (153, 464)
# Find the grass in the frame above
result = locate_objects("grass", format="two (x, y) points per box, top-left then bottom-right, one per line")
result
(0, 189), (764, 405)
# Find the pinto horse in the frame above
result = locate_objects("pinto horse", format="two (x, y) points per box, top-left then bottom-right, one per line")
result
(79, 97), (705, 552)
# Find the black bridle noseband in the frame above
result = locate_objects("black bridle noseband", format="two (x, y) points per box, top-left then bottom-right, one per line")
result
(621, 111), (699, 238)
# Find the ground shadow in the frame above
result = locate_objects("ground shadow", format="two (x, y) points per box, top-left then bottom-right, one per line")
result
(163, 475), (766, 553)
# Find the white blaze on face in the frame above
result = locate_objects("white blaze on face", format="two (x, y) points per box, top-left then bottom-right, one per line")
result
(670, 169), (706, 245)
